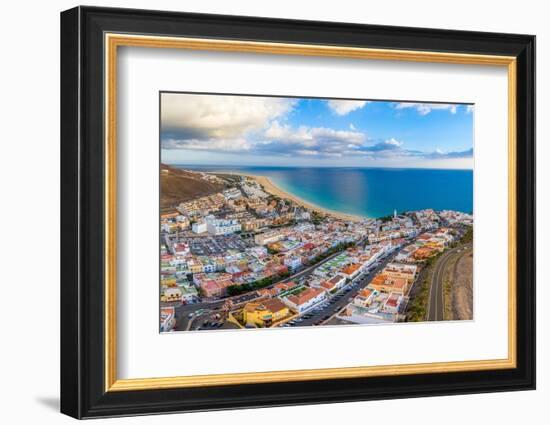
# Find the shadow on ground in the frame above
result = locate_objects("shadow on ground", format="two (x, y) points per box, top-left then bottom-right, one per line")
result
(35, 396), (59, 412)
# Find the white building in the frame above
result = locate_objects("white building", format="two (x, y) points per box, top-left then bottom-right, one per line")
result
(353, 288), (378, 308)
(169, 257), (186, 266)
(192, 221), (207, 234)
(294, 222), (315, 232)
(205, 216), (242, 235)
(223, 188), (242, 200)
(248, 262), (266, 273)
(202, 263), (216, 273)
(384, 262), (418, 281)
(321, 274), (347, 292)
(241, 183), (268, 199)
(161, 223), (174, 233)
(246, 246), (269, 259)
(254, 230), (285, 245)
(383, 293), (404, 313)
(401, 228), (418, 238)
(160, 307), (176, 332)
(283, 255), (302, 271)
(180, 285), (199, 302)
(282, 287), (327, 314)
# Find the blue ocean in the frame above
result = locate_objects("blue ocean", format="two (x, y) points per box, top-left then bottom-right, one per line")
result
(173, 165), (473, 219)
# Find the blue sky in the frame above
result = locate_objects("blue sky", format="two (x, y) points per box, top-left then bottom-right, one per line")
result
(161, 93), (473, 169)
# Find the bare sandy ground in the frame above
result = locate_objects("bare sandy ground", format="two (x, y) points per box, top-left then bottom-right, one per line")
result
(451, 249), (473, 320)
(232, 173), (365, 222)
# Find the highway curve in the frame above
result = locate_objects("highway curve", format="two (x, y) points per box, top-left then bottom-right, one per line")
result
(426, 244), (472, 321)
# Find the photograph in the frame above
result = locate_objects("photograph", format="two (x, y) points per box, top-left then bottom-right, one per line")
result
(159, 92), (474, 332)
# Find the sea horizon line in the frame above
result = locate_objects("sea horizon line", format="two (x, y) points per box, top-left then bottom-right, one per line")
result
(165, 163), (474, 172)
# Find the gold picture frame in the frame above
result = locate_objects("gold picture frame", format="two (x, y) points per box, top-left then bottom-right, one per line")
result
(104, 33), (517, 392)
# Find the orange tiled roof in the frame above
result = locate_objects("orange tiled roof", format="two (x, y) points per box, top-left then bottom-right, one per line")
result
(358, 288), (373, 298)
(342, 264), (361, 275)
(262, 298), (287, 313)
(370, 275), (407, 290)
(371, 274), (387, 285)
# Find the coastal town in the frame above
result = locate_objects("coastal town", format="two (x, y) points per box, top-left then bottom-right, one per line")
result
(160, 166), (473, 333)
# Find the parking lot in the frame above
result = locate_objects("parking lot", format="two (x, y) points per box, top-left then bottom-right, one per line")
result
(282, 281), (361, 328)
(182, 234), (252, 255)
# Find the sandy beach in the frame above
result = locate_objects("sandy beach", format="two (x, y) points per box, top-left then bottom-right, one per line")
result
(223, 172), (365, 223)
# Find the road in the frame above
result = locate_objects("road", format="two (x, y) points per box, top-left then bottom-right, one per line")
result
(427, 243), (472, 321)
(291, 249), (400, 327)
(170, 246), (355, 331)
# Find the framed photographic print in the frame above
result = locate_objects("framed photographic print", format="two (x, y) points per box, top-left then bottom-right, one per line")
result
(60, 6), (536, 419)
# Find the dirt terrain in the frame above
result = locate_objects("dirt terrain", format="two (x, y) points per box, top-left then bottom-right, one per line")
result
(160, 164), (224, 210)
(451, 249), (473, 320)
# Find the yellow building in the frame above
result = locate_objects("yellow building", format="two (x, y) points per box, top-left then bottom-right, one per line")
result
(161, 276), (177, 287)
(160, 212), (180, 220)
(187, 259), (204, 273)
(383, 263), (418, 282)
(370, 274), (409, 296)
(161, 287), (182, 302)
(243, 298), (289, 327)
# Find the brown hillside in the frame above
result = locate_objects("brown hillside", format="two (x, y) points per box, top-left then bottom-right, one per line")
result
(160, 164), (224, 210)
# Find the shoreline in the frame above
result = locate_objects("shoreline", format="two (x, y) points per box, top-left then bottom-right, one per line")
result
(218, 171), (366, 223)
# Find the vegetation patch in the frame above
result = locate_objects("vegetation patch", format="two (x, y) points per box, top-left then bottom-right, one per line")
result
(406, 250), (445, 322)
(227, 270), (291, 296)
(407, 276), (429, 322)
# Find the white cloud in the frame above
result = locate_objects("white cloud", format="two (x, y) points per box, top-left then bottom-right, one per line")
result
(161, 93), (296, 139)
(162, 138), (251, 152)
(384, 138), (403, 147)
(160, 94), (472, 166)
(327, 100), (369, 116)
(394, 102), (458, 115)
(263, 121), (366, 155)
(356, 138), (406, 155)
(295, 149), (319, 156)
(427, 148), (473, 159)
(466, 105), (475, 113)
